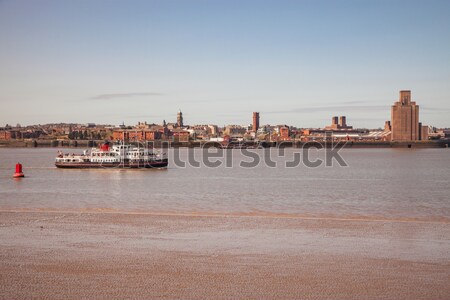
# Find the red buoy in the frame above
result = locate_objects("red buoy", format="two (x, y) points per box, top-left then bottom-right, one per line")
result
(13, 163), (24, 178)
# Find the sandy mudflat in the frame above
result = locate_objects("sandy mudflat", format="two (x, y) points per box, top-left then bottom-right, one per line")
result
(0, 211), (449, 300)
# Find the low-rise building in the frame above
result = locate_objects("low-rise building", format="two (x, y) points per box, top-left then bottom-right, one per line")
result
(0, 130), (11, 140)
(171, 128), (190, 142)
(224, 125), (246, 136)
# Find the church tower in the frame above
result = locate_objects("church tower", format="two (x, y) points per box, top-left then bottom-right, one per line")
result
(177, 110), (183, 127)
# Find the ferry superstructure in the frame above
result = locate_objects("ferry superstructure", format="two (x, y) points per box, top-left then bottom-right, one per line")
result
(55, 142), (168, 169)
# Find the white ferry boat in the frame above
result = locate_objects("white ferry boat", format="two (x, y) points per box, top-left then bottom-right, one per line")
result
(55, 142), (168, 169)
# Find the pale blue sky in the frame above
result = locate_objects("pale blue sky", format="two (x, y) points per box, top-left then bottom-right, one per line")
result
(1, 0), (449, 128)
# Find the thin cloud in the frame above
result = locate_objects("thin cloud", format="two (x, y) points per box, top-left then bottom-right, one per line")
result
(339, 100), (370, 105)
(90, 92), (163, 100)
(421, 106), (450, 112)
(125, 114), (165, 119)
(349, 117), (387, 121)
(181, 99), (210, 103)
(265, 105), (389, 114)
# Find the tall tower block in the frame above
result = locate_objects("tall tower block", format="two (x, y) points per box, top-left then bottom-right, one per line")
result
(252, 112), (260, 132)
(332, 116), (339, 127)
(339, 116), (347, 127)
(391, 90), (420, 141)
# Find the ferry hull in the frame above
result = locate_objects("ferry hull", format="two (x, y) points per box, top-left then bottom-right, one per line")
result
(55, 159), (168, 169)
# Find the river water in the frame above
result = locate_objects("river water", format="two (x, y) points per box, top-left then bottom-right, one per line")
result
(0, 147), (449, 222)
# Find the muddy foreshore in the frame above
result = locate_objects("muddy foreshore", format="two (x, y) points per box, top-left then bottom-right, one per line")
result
(1, 211), (449, 299)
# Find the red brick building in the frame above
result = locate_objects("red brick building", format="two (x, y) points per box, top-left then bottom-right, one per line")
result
(171, 128), (190, 142)
(279, 126), (290, 140)
(252, 112), (260, 132)
(0, 131), (12, 140)
(112, 130), (162, 141)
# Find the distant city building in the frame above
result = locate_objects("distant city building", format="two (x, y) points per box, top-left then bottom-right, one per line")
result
(325, 116), (353, 130)
(208, 125), (218, 136)
(0, 130), (12, 140)
(209, 137), (224, 142)
(384, 121), (392, 132)
(224, 125), (247, 136)
(252, 112), (260, 132)
(171, 128), (190, 142)
(256, 125), (271, 135)
(391, 90), (425, 141)
(177, 110), (184, 127)
(279, 126), (290, 140)
(418, 122), (429, 141)
(136, 121), (150, 129)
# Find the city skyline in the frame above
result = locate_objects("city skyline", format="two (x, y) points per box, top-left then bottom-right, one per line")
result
(1, 0), (450, 128)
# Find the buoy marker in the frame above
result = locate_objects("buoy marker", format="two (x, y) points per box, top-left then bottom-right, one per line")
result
(13, 163), (25, 178)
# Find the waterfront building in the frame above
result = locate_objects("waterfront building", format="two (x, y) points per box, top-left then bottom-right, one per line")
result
(0, 130), (12, 140)
(391, 90), (422, 141)
(419, 122), (429, 141)
(112, 128), (163, 141)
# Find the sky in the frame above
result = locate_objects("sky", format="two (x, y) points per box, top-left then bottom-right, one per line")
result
(0, 0), (449, 128)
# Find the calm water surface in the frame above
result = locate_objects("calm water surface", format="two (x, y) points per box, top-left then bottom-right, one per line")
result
(1, 147), (449, 221)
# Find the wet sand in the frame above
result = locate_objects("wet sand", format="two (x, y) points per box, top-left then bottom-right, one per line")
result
(1, 211), (449, 299)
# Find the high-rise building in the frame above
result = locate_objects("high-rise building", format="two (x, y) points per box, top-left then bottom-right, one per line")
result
(339, 116), (347, 128)
(391, 90), (419, 141)
(177, 110), (183, 127)
(332, 116), (339, 127)
(326, 116), (352, 130)
(252, 112), (260, 132)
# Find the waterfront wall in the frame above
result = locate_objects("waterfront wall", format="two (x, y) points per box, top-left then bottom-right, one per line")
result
(1, 139), (449, 149)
